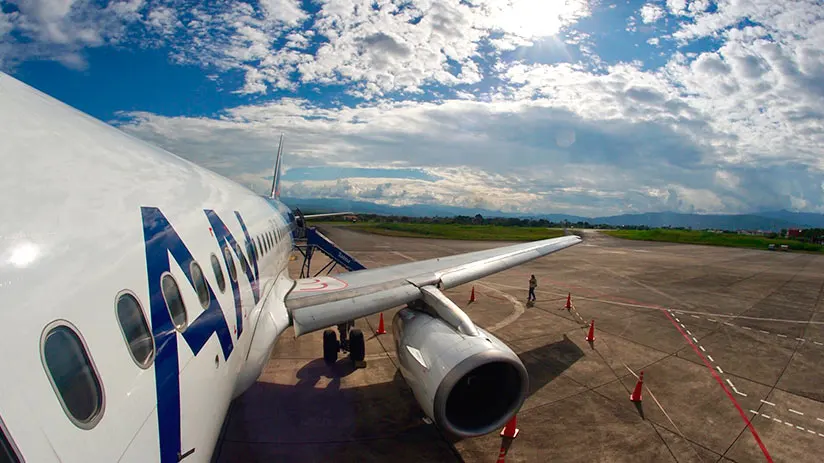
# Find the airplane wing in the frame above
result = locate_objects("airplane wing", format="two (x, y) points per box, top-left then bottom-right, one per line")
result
(302, 212), (354, 219)
(285, 235), (581, 335)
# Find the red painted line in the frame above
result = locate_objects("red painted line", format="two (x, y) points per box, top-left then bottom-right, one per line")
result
(660, 310), (773, 462)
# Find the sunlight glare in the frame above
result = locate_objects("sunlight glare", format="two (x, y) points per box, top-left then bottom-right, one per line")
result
(496, 0), (590, 38)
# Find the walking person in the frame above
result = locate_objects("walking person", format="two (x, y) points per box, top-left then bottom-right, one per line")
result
(528, 274), (537, 302)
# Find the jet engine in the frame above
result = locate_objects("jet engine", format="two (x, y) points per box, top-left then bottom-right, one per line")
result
(392, 285), (528, 438)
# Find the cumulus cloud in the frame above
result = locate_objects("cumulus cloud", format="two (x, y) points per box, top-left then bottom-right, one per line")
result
(639, 3), (666, 24)
(4, 0), (824, 215)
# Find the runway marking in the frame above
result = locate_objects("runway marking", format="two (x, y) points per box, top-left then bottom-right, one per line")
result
(815, 341), (824, 346)
(817, 418), (824, 423)
(797, 426), (806, 431)
(692, 337), (699, 343)
(686, 330), (693, 336)
(796, 338), (805, 342)
(809, 430), (817, 435)
(390, 251), (416, 261)
(743, 326), (752, 330)
(707, 318), (717, 322)
(761, 400), (775, 406)
(664, 312), (773, 460)
(699, 345), (706, 352)
(774, 419), (782, 424)
(675, 318), (681, 322)
(691, 315), (701, 319)
(724, 322), (734, 326)
(759, 330), (770, 334)
(475, 282), (526, 333)
(762, 414), (771, 419)
(707, 355), (714, 362)
(777, 334), (787, 338)
(679, 323), (686, 328)
(789, 409), (804, 416)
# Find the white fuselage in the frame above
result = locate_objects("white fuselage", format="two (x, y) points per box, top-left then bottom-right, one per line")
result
(0, 72), (295, 462)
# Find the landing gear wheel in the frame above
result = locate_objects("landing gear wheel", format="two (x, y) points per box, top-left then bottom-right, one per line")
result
(349, 328), (365, 364)
(323, 329), (339, 365)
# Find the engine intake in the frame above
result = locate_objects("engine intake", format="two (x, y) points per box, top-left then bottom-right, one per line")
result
(393, 306), (528, 438)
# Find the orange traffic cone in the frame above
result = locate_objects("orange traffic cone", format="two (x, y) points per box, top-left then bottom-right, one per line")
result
(469, 286), (476, 303)
(565, 292), (572, 310)
(500, 415), (519, 438)
(496, 446), (507, 463)
(376, 313), (386, 335)
(630, 371), (644, 402)
(585, 319), (595, 342)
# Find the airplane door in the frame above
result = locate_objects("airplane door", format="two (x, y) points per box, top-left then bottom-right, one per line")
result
(0, 415), (22, 463)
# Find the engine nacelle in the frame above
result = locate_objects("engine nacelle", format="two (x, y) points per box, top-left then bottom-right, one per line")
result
(392, 306), (528, 438)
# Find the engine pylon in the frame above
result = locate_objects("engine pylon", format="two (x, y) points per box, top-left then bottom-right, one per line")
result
(564, 292), (572, 310)
(469, 286), (476, 303)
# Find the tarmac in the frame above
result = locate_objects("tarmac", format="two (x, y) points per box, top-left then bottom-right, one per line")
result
(212, 227), (824, 462)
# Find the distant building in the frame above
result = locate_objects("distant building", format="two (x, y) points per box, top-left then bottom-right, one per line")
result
(787, 228), (802, 238)
(342, 215), (359, 222)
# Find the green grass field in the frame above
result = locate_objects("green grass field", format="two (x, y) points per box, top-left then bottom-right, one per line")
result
(339, 222), (567, 241)
(603, 229), (824, 252)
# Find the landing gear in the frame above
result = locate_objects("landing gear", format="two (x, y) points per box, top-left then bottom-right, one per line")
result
(322, 322), (366, 366)
(323, 329), (339, 364)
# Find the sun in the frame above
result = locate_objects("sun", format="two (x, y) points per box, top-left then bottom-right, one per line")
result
(495, 0), (590, 39)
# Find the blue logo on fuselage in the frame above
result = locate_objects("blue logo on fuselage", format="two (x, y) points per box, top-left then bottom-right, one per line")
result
(141, 207), (260, 462)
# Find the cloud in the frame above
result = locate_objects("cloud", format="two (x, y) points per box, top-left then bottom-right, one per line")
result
(639, 4), (666, 24)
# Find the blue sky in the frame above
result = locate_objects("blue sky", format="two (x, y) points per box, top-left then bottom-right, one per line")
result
(2, 0), (823, 216)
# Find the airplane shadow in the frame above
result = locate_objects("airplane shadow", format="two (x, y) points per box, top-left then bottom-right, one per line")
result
(212, 335), (583, 462)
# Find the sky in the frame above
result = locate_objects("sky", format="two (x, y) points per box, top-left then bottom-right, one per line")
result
(1, 0), (823, 217)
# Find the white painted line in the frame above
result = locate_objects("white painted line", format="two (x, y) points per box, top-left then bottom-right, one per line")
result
(692, 337), (699, 343)
(786, 422), (794, 427)
(814, 341), (823, 346)
(759, 330), (770, 334)
(789, 409), (804, 416)
(717, 366), (724, 374)
(691, 315), (700, 319)
(762, 413), (771, 419)
(734, 387), (748, 397)
(699, 345), (706, 352)
(796, 338), (805, 342)
(773, 418), (783, 424)
(761, 400), (776, 406)
(809, 429), (816, 435)
(797, 426), (806, 431)
(817, 418), (824, 423)
(819, 433), (824, 438)
(675, 318), (681, 322)
(726, 378), (734, 388)
(724, 322), (734, 327)
(708, 318), (717, 322)
(679, 323), (685, 328)
(707, 355), (715, 362)
(675, 311), (683, 314)
(743, 326), (752, 330)
(686, 330), (693, 336)
(777, 334), (787, 338)
(749, 410), (759, 415)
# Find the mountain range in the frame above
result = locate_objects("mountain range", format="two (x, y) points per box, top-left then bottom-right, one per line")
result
(282, 197), (824, 232)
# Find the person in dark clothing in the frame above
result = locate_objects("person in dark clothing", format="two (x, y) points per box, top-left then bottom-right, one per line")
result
(528, 274), (537, 302)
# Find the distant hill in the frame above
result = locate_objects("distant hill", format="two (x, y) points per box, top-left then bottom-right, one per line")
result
(282, 197), (821, 232)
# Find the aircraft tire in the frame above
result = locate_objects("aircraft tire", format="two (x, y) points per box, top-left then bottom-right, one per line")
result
(349, 328), (365, 363)
(323, 329), (338, 364)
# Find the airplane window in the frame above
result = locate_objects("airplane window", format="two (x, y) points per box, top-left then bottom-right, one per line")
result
(274, 229), (279, 244)
(190, 262), (210, 309)
(267, 232), (272, 248)
(224, 245), (237, 282)
(41, 324), (104, 429)
(246, 241), (256, 267)
(1, 417), (21, 463)
(161, 274), (188, 331)
(210, 253), (226, 293)
(115, 292), (154, 368)
(235, 243), (249, 274)
(256, 237), (263, 256)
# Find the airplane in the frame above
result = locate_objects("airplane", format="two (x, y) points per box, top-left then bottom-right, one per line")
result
(0, 71), (581, 463)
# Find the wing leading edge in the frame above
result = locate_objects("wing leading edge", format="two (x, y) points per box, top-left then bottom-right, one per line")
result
(286, 234), (581, 335)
